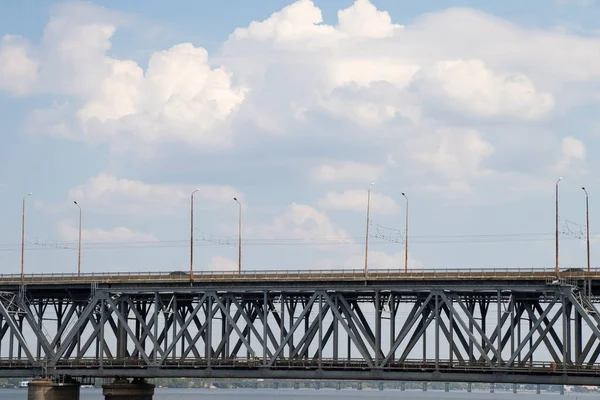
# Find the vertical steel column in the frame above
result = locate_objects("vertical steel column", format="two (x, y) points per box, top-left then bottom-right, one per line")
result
(375, 291), (381, 366)
(510, 295), (515, 363)
(226, 298), (231, 359)
(153, 293), (158, 365)
(318, 292), (323, 368)
(468, 301), (474, 361)
(562, 293), (568, 371)
(333, 296), (338, 361)
(263, 291), (268, 365)
(280, 294), (285, 361)
(497, 290), (502, 363)
(172, 296), (178, 361)
(207, 295), (213, 367)
(566, 302), (572, 364)
(99, 298), (104, 369)
(389, 293), (395, 361)
(449, 296), (454, 364)
(575, 310), (582, 365)
(435, 292), (439, 370)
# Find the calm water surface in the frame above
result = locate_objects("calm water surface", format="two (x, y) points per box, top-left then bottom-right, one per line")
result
(0, 388), (595, 399)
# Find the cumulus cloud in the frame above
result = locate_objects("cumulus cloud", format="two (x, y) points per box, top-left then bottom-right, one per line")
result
(413, 59), (554, 119)
(318, 190), (399, 214)
(58, 220), (157, 243)
(3, 0), (600, 198)
(68, 173), (241, 215)
(311, 161), (384, 183)
(5, 2), (245, 150)
(0, 35), (37, 95)
(556, 135), (586, 173)
(252, 203), (349, 241)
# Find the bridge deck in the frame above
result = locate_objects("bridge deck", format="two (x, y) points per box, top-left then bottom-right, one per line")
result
(0, 267), (597, 286)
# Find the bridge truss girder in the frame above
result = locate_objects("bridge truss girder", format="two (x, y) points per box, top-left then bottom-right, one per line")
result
(0, 283), (599, 384)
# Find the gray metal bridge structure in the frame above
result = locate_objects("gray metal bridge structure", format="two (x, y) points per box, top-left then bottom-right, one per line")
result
(1, 267), (600, 398)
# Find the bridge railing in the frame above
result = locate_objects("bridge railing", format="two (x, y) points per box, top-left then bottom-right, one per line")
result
(0, 266), (597, 284)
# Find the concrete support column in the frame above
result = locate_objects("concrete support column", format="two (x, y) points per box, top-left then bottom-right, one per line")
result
(378, 382), (384, 391)
(444, 383), (449, 392)
(294, 382), (299, 390)
(102, 378), (154, 400)
(422, 382), (428, 392)
(336, 382), (341, 390)
(467, 383), (472, 393)
(273, 382), (279, 390)
(315, 382), (321, 390)
(559, 385), (564, 395)
(536, 384), (540, 395)
(357, 382), (362, 391)
(490, 383), (495, 393)
(400, 382), (405, 391)
(28, 379), (80, 400)
(513, 383), (517, 394)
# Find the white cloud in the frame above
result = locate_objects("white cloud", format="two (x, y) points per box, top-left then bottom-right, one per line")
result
(414, 59), (555, 119)
(58, 220), (158, 243)
(405, 128), (495, 196)
(68, 173), (241, 215)
(556, 135), (586, 173)
(6, 3), (245, 150)
(318, 190), (399, 214)
(336, 0), (403, 39)
(208, 255), (238, 271)
(311, 161), (384, 183)
(0, 35), (37, 95)
(253, 203), (349, 241)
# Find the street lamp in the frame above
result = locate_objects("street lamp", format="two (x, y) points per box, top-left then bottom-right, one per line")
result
(73, 201), (82, 277)
(190, 188), (200, 281)
(582, 187), (590, 273)
(365, 183), (375, 275)
(21, 193), (32, 282)
(233, 198), (242, 274)
(402, 193), (408, 273)
(555, 177), (562, 277)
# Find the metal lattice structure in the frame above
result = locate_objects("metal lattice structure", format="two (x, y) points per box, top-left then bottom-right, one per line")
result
(0, 269), (599, 385)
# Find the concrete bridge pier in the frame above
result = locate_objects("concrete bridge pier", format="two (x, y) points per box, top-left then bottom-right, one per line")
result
(490, 383), (495, 393)
(422, 382), (428, 392)
(400, 382), (405, 391)
(536, 384), (540, 394)
(378, 382), (384, 391)
(293, 382), (299, 390)
(273, 382), (279, 390)
(444, 383), (449, 392)
(102, 378), (155, 400)
(28, 379), (80, 400)
(315, 382), (321, 390)
(559, 385), (564, 395)
(357, 382), (362, 390)
(513, 383), (517, 394)
(467, 383), (472, 393)
(336, 382), (341, 390)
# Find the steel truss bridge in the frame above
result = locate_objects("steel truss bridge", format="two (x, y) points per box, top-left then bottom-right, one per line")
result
(0, 268), (600, 386)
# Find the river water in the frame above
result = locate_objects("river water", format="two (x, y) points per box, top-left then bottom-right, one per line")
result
(0, 388), (595, 399)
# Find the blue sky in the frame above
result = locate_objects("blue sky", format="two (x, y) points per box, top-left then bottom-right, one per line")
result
(1, 0), (600, 275)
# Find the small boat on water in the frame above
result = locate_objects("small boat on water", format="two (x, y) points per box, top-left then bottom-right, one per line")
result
(17, 381), (30, 388)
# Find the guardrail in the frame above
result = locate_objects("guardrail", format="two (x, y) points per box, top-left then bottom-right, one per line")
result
(0, 267), (598, 285)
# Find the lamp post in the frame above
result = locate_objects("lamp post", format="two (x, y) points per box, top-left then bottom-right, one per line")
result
(365, 183), (374, 275)
(234, 198), (242, 274)
(555, 177), (562, 277)
(21, 193), (32, 282)
(73, 201), (82, 277)
(190, 188), (200, 281)
(402, 193), (408, 273)
(583, 187), (590, 273)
